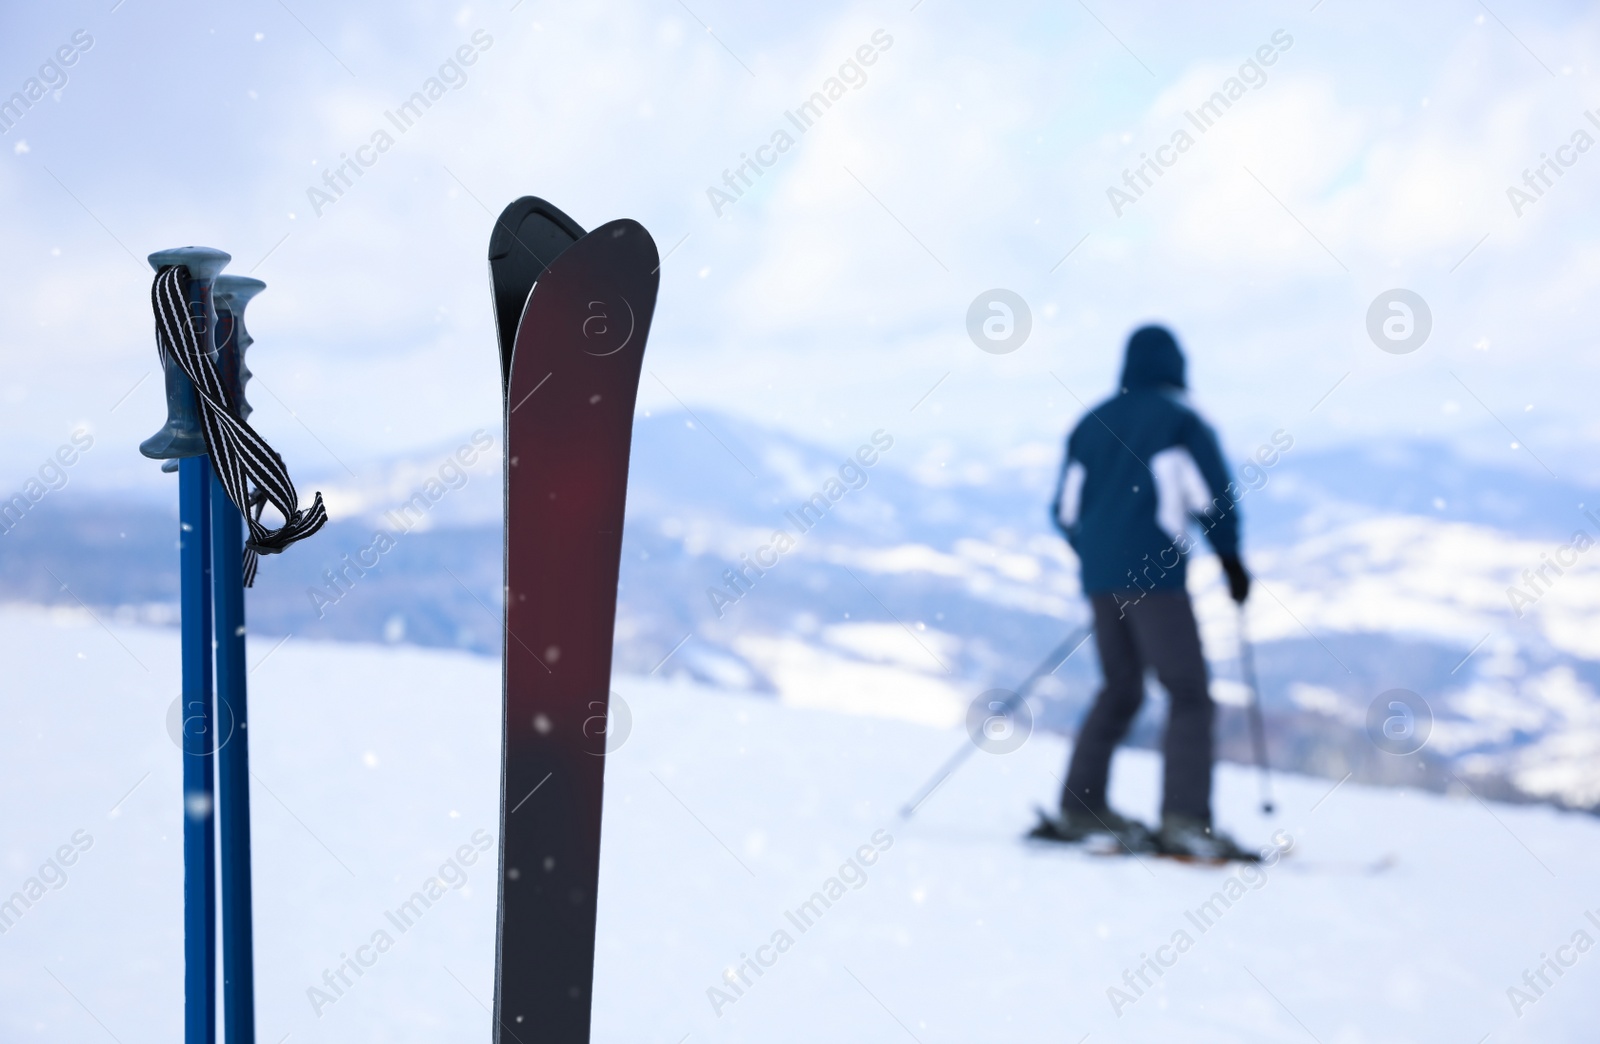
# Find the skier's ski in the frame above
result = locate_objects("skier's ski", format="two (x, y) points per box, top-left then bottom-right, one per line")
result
(487, 196), (587, 396)
(1133, 850), (1396, 872)
(493, 215), (659, 1043)
(1025, 814), (1394, 872)
(1277, 853), (1397, 876)
(1024, 805), (1157, 854)
(1143, 851), (1263, 867)
(1027, 833), (1264, 865)
(1024, 809), (1262, 863)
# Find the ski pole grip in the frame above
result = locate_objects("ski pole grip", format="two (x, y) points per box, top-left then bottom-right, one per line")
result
(213, 275), (266, 424)
(140, 246), (231, 462)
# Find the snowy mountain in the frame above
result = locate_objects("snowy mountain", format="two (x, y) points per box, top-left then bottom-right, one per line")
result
(3, 410), (1598, 812)
(3, 608), (1598, 1043)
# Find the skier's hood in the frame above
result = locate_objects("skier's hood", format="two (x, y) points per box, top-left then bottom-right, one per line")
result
(1120, 325), (1186, 391)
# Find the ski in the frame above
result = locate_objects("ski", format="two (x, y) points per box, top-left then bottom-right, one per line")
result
(488, 196), (587, 396)
(1277, 853), (1397, 876)
(491, 209), (659, 1043)
(1025, 815), (1395, 872)
(1026, 836), (1263, 866)
(1129, 851), (1396, 873)
(1024, 807), (1161, 857)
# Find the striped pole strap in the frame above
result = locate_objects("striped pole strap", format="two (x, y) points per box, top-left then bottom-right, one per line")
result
(152, 264), (327, 586)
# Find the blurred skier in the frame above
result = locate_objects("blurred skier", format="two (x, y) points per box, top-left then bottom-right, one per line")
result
(1033, 324), (1254, 860)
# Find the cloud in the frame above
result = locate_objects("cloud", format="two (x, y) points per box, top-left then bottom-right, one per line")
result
(3, 0), (1599, 494)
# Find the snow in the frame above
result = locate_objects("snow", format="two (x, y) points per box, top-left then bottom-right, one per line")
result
(3, 605), (1599, 1042)
(732, 633), (967, 727)
(1247, 515), (1600, 661)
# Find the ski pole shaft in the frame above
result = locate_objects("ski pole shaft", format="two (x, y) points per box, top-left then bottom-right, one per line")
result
(1237, 607), (1275, 815)
(899, 625), (1091, 819)
(898, 732), (983, 821)
(212, 479), (255, 1044)
(179, 456), (217, 1044)
(211, 275), (263, 1044)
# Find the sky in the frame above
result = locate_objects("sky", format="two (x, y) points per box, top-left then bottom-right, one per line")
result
(1, 0), (1597, 502)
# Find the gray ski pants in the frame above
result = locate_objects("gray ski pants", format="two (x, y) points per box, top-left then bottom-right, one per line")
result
(1061, 590), (1214, 821)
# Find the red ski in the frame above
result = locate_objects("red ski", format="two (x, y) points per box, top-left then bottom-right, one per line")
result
(491, 214), (659, 1042)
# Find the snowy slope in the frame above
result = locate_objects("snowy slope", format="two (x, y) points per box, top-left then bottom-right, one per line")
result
(3, 606), (1598, 1043)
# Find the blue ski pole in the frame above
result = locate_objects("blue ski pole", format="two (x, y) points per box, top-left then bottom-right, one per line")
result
(212, 275), (266, 1044)
(180, 455), (215, 1044)
(143, 245), (232, 1044)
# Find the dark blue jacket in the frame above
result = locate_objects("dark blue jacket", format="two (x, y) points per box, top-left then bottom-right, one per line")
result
(1051, 327), (1239, 595)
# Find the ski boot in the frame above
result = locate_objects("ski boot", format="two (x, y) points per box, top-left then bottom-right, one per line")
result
(1155, 814), (1259, 862)
(1028, 805), (1157, 854)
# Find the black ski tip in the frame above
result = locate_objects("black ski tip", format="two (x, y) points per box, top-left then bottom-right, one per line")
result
(488, 196), (588, 396)
(488, 196), (585, 262)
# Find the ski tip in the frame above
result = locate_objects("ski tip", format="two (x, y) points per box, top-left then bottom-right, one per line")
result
(590, 218), (661, 274)
(488, 196), (586, 261)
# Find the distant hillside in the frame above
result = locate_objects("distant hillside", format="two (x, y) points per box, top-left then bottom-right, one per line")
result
(2, 411), (1596, 812)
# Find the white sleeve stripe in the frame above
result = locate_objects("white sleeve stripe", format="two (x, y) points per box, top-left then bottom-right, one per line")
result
(1058, 461), (1086, 528)
(1150, 446), (1212, 542)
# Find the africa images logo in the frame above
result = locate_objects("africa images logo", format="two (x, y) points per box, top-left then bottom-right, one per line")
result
(1105, 30), (1293, 217)
(705, 30), (894, 217)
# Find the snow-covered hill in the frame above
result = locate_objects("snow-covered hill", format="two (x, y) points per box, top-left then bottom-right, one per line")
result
(3, 607), (1597, 1042)
(4, 411), (1599, 810)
